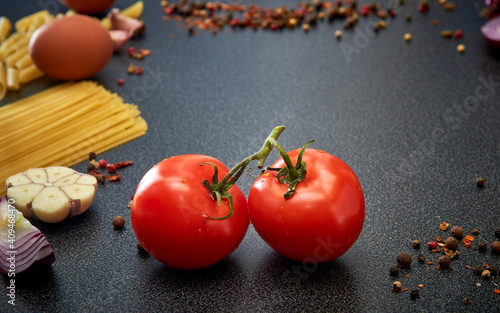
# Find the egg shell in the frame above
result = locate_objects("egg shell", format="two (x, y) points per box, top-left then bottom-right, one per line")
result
(29, 15), (113, 81)
(58, 0), (116, 14)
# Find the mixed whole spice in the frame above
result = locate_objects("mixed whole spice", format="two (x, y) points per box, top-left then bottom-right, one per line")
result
(390, 221), (500, 302)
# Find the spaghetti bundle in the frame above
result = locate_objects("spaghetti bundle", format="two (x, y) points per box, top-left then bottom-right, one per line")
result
(0, 81), (148, 195)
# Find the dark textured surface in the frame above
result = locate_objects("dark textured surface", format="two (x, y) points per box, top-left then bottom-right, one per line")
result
(1, 0), (500, 312)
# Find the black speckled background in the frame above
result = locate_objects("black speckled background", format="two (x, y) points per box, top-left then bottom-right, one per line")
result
(2, 0), (500, 312)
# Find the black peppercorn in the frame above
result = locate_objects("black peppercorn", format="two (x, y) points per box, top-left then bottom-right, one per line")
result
(87, 163), (96, 172)
(438, 255), (451, 268)
(472, 229), (480, 235)
(89, 152), (96, 160)
(473, 265), (482, 276)
(476, 177), (485, 187)
(396, 252), (412, 268)
(478, 242), (487, 252)
(444, 237), (458, 251)
(390, 266), (400, 276)
(495, 227), (500, 239)
(413, 240), (421, 249)
(492, 241), (500, 254)
(410, 289), (420, 300)
(489, 267), (497, 276)
(417, 254), (426, 263)
(450, 226), (463, 239)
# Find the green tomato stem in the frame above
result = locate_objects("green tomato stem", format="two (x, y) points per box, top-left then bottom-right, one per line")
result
(202, 125), (312, 220)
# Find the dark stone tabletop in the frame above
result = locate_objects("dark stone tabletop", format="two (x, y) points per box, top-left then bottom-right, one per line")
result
(1, 0), (500, 312)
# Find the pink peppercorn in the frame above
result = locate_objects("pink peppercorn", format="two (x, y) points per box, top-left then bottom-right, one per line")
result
(428, 241), (438, 249)
(98, 159), (107, 168)
(117, 78), (125, 85)
(454, 30), (463, 40)
(107, 163), (117, 173)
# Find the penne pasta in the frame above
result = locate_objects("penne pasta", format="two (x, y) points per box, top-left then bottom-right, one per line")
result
(0, 81), (148, 195)
(0, 33), (28, 61)
(15, 10), (50, 33)
(0, 17), (12, 43)
(0, 63), (6, 99)
(15, 53), (33, 70)
(6, 67), (19, 91)
(18, 63), (44, 84)
(5, 45), (28, 68)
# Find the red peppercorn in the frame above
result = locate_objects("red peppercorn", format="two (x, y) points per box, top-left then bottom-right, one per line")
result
(229, 18), (239, 27)
(454, 30), (463, 40)
(107, 163), (117, 173)
(428, 241), (438, 249)
(127, 47), (136, 56)
(98, 159), (107, 168)
(360, 4), (371, 16)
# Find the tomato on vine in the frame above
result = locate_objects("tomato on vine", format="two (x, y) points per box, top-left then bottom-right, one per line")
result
(248, 147), (365, 263)
(131, 154), (249, 270)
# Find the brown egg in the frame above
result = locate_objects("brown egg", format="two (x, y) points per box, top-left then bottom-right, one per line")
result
(29, 15), (113, 81)
(58, 0), (116, 14)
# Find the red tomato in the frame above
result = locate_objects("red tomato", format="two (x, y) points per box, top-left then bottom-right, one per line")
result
(248, 149), (365, 263)
(131, 155), (249, 269)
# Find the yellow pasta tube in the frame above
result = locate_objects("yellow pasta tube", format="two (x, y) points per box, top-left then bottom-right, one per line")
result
(6, 67), (19, 91)
(0, 62), (6, 99)
(15, 10), (50, 33)
(101, 0), (144, 29)
(5, 45), (28, 68)
(0, 33), (28, 61)
(15, 53), (33, 70)
(18, 63), (44, 84)
(0, 17), (12, 43)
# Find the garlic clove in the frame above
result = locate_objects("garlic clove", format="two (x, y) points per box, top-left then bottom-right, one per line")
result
(109, 8), (145, 36)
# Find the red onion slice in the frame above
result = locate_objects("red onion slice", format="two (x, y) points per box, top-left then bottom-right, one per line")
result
(0, 197), (55, 274)
(482, 15), (500, 48)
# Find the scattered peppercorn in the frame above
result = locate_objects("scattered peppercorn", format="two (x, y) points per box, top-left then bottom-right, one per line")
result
(457, 44), (466, 53)
(473, 265), (483, 276)
(107, 163), (117, 173)
(438, 255), (451, 268)
(489, 267), (497, 276)
(443, 2), (456, 11)
(396, 252), (412, 268)
(410, 289), (420, 300)
(117, 78), (125, 85)
(451, 226), (463, 239)
(478, 242), (488, 252)
(89, 152), (96, 160)
(87, 163), (96, 172)
(476, 177), (485, 187)
(404, 33), (412, 42)
(491, 241), (500, 254)
(417, 254), (426, 263)
(454, 29), (463, 39)
(444, 237), (458, 251)
(99, 159), (107, 168)
(405, 13), (412, 21)
(463, 298), (471, 305)
(335, 30), (342, 39)
(495, 227), (500, 239)
(390, 266), (400, 276)
(112, 216), (125, 229)
(472, 229), (480, 235)
(413, 240), (421, 249)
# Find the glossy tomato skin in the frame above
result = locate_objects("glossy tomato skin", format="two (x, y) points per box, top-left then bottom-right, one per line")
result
(248, 149), (364, 263)
(131, 155), (249, 270)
